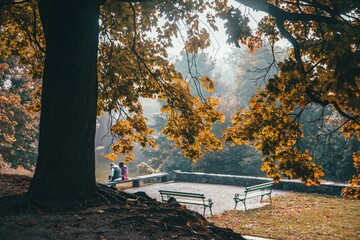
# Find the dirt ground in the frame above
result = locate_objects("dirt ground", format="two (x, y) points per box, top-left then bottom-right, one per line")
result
(0, 174), (245, 240)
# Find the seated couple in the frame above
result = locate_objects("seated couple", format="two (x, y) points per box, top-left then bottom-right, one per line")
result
(108, 162), (129, 181)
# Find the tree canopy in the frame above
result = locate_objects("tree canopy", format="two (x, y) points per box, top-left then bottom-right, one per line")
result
(0, 0), (359, 199)
(223, 0), (359, 197)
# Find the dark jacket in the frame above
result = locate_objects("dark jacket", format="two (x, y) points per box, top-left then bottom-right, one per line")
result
(110, 165), (121, 181)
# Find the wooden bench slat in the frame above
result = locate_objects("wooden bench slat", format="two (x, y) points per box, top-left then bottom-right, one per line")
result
(162, 198), (209, 206)
(159, 190), (213, 215)
(245, 182), (273, 190)
(159, 190), (205, 198)
(236, 191), (271, 200)
(100, 172), (169, 188)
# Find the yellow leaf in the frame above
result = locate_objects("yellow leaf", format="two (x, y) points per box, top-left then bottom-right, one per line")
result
(104, 153), (117, 161)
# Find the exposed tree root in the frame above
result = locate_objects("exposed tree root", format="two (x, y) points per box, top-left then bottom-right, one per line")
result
(0, 184), (153, 216)
(0, 194), (32, 216)
(0, 175), (246, 239)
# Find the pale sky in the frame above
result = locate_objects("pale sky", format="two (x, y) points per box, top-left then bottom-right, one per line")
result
(167, 1), (292, 62)
(167, 2), (269, 60)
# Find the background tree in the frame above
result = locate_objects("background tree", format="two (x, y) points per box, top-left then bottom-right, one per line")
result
(141, 113), (194, 174)
(140, 50), (265, 176)
(298, 105), (359, 182)
(0, 0), (230, 203)
(0, 58), (39, 170)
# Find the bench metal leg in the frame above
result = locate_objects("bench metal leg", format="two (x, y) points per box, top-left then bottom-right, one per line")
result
(203, 206), (212, 215)
(160, 175), (168, 183)
(234, 200), (247, 210)
(260, 194), (272, 204)
(132, 180), (140, 187)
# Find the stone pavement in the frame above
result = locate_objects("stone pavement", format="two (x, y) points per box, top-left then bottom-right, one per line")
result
(125, 181), (287, 240)
(125, 181), (286, 215)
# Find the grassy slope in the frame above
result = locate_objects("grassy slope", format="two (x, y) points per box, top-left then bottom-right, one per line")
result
(209, 193), (360, 240)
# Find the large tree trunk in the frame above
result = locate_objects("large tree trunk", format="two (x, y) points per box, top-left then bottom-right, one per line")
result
(28, 0), (100, 200)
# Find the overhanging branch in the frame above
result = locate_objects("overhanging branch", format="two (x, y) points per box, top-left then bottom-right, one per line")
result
(306, 88), (359, 124)
(100, 0), (152, 4)
(235, 0), (343, 24)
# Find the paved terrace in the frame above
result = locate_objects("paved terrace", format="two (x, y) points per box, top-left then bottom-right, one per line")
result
(122, 172), (346, 240)
(125, 181), (287, 215)
(125, 181), (286, 240)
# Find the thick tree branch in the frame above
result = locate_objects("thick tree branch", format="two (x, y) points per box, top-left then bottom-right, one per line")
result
(0, 0), (30, 5)
(235, 0), (343, 24)
(283, 0), (338, 16)
(305, 88), (359, 124)
(100, 0), (151, 4)
(302, 0), (337, 16)
(275, 18), (305, 74)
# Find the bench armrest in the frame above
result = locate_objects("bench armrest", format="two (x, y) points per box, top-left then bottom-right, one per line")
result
(234, 193), (245, 198)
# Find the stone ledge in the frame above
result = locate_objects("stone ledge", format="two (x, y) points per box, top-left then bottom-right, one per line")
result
(171, 171), (348, 196)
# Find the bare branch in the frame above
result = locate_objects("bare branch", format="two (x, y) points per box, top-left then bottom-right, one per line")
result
(306, 88), (359, 124)
(9, 7), (45, 53)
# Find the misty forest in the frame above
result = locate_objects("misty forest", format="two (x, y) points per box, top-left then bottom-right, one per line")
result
(0, 0), (359, 239)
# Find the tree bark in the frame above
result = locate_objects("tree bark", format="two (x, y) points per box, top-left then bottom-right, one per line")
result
(28, 0), (100, 200)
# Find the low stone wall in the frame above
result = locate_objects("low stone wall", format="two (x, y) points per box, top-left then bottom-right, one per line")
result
(170, 171), (348, 196)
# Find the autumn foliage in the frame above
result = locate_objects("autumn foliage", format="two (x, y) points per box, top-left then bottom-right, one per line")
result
(0, 60), (38, 170)
(0, 0), (359, 197)
(224, 0), (359, 197)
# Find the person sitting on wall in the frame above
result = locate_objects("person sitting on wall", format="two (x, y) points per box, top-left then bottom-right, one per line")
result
(108, 163), (122, 181)
(119, 161), (129, 181)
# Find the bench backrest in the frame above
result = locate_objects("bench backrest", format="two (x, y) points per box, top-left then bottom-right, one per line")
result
(159, 190), (205, 199)
(245, 182), (274, 193)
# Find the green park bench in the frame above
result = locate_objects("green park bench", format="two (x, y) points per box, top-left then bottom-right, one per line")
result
(159, 190), (213, 215)
(234, 182), (274, 211)
(100, 172), (169, 188)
